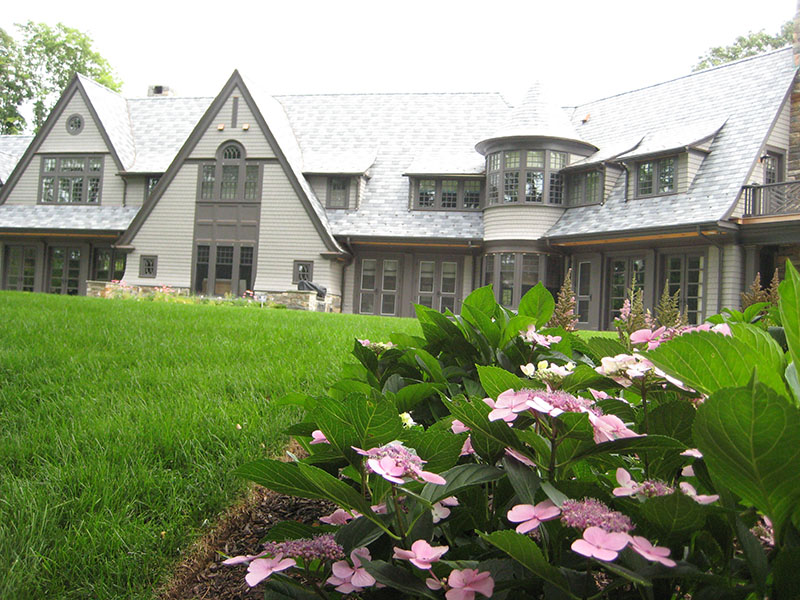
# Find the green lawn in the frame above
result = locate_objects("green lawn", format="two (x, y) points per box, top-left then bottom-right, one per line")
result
(0, 293), (420, 600)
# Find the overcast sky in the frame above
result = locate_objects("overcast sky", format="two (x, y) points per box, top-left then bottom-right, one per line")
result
(2, 0), (796, 107)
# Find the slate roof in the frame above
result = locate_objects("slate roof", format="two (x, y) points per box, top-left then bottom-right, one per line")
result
(0, 205), (139, 231)
(276, 92), (509, 239)
(0, 135), (34, 184)
(546, 47), (796, 238)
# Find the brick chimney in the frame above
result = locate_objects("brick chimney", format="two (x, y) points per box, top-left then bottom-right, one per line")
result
(147, 85), (174, 97)
(788, 0), (800, 179)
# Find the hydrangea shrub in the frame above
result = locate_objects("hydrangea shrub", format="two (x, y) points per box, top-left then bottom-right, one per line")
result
(225, 261), (800, 599)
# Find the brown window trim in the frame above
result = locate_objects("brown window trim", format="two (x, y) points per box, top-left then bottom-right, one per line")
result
(411, 178), (484, 211)
(292, 260), (314, 284)
(139, 255), (157, 278)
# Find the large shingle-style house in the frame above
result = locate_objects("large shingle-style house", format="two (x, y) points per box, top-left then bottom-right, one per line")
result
(1, 46), (799, 328)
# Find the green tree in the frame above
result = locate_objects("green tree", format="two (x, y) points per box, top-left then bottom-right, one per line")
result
(693, 21), (793, 71)
(0, 22), (122, 134)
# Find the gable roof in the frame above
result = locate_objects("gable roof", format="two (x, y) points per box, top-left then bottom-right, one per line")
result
(118, 71), (345, 254)
(0, 205), (139, 232)
(546, 47), (797, 239)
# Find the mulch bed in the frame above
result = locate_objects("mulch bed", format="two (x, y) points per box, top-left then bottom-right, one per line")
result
(157, 486), (335, 600)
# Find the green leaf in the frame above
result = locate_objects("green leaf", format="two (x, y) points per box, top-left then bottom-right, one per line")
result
(779, 260), (800, 369)
(693, 382), (800, 534)
(647, 329), (787, 397)
(500, 315), (539, 347)
(234, 459), (382, 530)
(390, 332), (426, 348)
(394, 383), (439, 413)
(272, 392), (312, 408)
(416, 304), (465, 348)
(517, 283), (555, 327)
(560, 435), (685, 466)
(411, 348), (446, 384)
(787, 362), (800, 406)
(480, 530), (574, 597)
(560, 364), (606, 393)
(583, 336), (628, 361)
(420, 463), (505, 504)
(477, 365), (528, 399)
(352, 338), (379, 372)
(598, 560), (652, 587)
(735, 517), (768, 597)
(503, 456), (541, 504)
(360, 560), (440, 599)
(315, 394), (404, 466)
(460, 304), (501, 347)
(260, 579), (322, 600)
(640, 493), (706, 538)
(335, 516), (386, 554)
(648, 401), (695, 445)
(462, 285), (500, 319)
(400, 427), (463, 475)
(263, 521), (323, 541)
(773, 548), (800, 599)
(540, 481), (570, 507)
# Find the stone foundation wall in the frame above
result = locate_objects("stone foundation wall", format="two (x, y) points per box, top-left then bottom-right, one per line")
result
(86, 281), (342, 313)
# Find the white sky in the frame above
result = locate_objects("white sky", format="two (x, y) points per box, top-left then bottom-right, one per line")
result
(2, 0), (796, 107)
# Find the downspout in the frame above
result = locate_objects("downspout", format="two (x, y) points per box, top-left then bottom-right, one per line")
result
(341, 236), (355, 313)
(621, 163), (630, 202)
(697, 226), (723, 315)
(122, 175), (128, 207)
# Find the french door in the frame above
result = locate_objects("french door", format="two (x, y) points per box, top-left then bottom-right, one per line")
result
(4, 246), (37, 291)
(357, 257), (401, 316)
(415, 258), (460, 313)
(48, 247), (82, 295)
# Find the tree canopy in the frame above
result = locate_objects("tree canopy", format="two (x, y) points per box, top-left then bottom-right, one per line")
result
(693, 21), (793, 71)
(0, 22), (122, 134)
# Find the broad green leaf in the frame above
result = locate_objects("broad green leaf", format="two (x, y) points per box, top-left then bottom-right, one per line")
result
(400, 427), (463, 475)
(561, 364), (606, 393)
(352, 338), (378, 373)
(598, 560), (652, 587)
(640, 493), (706, 538)
(329, 379), (376, 400)
(335, 516), (386, 554)
(462, 303), (501, 344)
(779, 260), (800, 369)
(462, 285), (500, 319)
(411, 348), (446, 384)
(394, 383), (439, 413)
(480, 530), (574, 597)
(735, 517), (768, 597)
(503, 456), (541, 504)
(420, 463), (505, 504)
(647, 329), (787, 397)
(390, 332), (427, 348)
(583, 336), (628, 361)
(500, 315), (539, 347)
(416, 304), (465, 349)
(263, 521), (323, 541)
(787, 362), (800, 406)
(648, 401), (695, 445)
(477, 365), (528, 399)
(773, 548), (800, 599)
(315, 394), (404, 466)
(517, 283), (555, 327)
(283, 421), (318, 437)
(360, 560), (439, 599)
(693, 383), (800, 534)
(540, 481), (570, 507)
(743, 301), (771, 323)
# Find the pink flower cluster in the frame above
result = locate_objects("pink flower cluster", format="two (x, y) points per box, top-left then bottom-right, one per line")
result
(520, 324), (562, 348)
(572, 528), (676, 566)
(560, 498), (634, 533)
(261, 534), (344, 562)
(222, 553), (296, 587)
(613, 469), (673, 498)
(354, 441), (446, 485)
(327, 547), (377, 593)
(357, 338), (396, 353)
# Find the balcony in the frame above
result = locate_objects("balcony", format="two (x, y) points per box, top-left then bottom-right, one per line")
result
(742, 181), (800, 217)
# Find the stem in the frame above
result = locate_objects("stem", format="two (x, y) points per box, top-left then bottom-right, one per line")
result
(640, 383), (650, 478)
(548, 419), (561, 480)
(583, 558), (592, 600)
(391, 485), (408, 546)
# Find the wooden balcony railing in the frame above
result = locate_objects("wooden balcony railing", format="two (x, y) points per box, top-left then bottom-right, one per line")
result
(742, 181), (800, 217)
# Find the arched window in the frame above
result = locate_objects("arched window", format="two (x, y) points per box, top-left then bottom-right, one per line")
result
(199, 141), (260, 201)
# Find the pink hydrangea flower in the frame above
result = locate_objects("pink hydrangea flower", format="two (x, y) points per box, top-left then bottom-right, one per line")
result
(526, 394), (564, 417)
(446, 569), (494, 600)
(613, 468), (640, 497)
(628, 535), (676, 567)
(393, 539), (449, 569)
(521, 325), (562, 347)
(507, 499), (561, 533)
(630, 326), (667, 350)
(680, 448), (703, 458)
(355, 441), (446, 485)
(432, 496), (459, 523)
(244, 553), (296, 587)
(571, 527), (631, 561)
(680, 482), (719, 504)
(488, 389), (534, 422)
(589, 413), (641, 444)
(310, 429), (329, 444)
(222, 552), (267, 566)
(451, 419), (470, 434)
(588, 388), (611, 401)
(326, 547), (376, 594)
(320, 508), (360, 525)
(505, 447), (536, 467)
(459, 436), (475, 456)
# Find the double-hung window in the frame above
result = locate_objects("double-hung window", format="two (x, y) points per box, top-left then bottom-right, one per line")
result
(40, 156), (103, 204)
(566, 170), (602, 206)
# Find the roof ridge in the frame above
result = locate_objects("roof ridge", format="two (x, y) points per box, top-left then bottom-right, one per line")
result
(274, 91), (506, 99)
(76, 73), (126, 99)
(575, 46), (793, 107)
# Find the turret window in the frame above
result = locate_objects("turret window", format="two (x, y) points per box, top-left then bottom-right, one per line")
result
(486, 149), (568, 206)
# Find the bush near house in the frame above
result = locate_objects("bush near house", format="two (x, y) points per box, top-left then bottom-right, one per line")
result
(227, 262), (800, 599)
(0, 294), (420, 600)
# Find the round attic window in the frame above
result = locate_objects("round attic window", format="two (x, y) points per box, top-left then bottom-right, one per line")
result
(66, 114), (83, 135)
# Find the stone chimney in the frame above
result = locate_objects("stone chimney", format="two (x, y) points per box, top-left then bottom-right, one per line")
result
(788, 0), (800, 179)
(147, 85), (174, 97)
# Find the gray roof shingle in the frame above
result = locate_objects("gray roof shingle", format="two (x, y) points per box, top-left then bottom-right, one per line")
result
(0, 135), (34, 184)
(546, 48), (796, 238)
(0, 205), (139, 231)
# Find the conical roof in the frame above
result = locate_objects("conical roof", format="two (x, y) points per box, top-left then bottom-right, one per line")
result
(475, 82), (593, 153)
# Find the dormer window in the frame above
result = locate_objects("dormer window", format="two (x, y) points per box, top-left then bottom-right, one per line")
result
(636, 156), (675, 197)
(565, 170), (602, 206)
(413, 178), (483, 210)
(327, 177), (350, 208)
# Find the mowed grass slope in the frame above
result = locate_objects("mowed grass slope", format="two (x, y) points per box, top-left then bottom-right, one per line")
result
(0, 293), (420, 600)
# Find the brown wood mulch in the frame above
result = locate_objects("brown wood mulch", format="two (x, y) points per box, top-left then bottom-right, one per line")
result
(156, 486), (334, 600)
